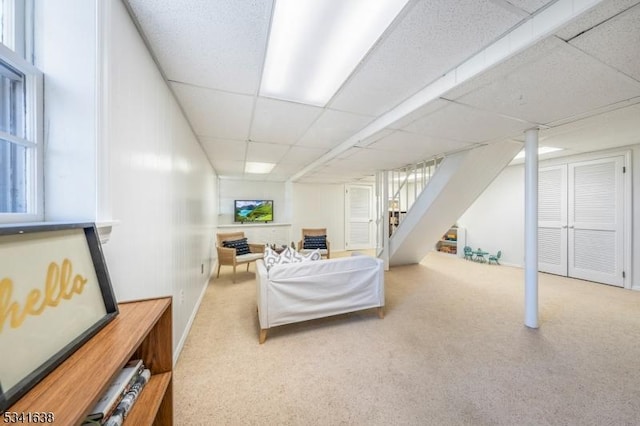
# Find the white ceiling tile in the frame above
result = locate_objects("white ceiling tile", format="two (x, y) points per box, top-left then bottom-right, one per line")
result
(570, 3), (640, 82)
(271, 163), (303, 174)
(555, 0), (640, 41)
(279, 146), (328, 166)
(336, 147), (364, 159)
(386, 99), (449, 130)
(128, 0), (272, 94)
(355, 129), (395, 148)
(297, 109), (375, 149)
(404, 102), (533, 143)
(250, 98), (323, 144)
(171, 82), (253, 139)
(498, 0), (553, 14)
(329, 0), (524, 116)
(346, 147), (417, 169)
(264, 174), (290, 182)
(323, 157), (377, 173)
(130, 1), (640, 183)
(538, 102), (640, 152)
(297, 176), (347, 184)
(368, 130), (474, 159)
(246, 142), (290, 163)
(457, 42), (640, 124)
(442, 36), (559, 101)
(211, 159), (245, 176)
(200, 137), (247, 162)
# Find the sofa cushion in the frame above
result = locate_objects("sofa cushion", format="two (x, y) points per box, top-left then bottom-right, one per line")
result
(303, 235), (327, 249)
(223, 237), (250, 255)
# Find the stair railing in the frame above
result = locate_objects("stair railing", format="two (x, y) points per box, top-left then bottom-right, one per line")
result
(376, 156), (443, 262)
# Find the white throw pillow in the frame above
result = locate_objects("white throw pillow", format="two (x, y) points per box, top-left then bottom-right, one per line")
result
(263, 247), (283, 270)
(263, 247), (321, 271)
(302, 249), (322, 262)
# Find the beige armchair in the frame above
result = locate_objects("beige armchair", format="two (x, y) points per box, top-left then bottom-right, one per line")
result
(297, 228), (330, 259)
(216, 232), (265, 283)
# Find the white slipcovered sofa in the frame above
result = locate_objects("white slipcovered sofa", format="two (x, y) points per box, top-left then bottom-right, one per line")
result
(256, 254), (384, 343)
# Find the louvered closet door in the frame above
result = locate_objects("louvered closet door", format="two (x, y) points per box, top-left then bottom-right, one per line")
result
(538, 165), (568, 276)
(346, 185), (373, 250)
(568, 156), (624, 287)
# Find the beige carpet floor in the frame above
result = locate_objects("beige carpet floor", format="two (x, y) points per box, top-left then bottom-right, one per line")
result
(174, 252), (640, 425)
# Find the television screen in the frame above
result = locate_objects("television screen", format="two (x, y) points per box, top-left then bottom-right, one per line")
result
(234, 200), (273, 223)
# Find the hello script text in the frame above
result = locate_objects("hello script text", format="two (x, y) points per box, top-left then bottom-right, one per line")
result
(0, 259), (88, 333)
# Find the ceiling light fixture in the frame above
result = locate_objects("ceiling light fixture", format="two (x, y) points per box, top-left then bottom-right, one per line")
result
(513, 146), (563, 160)
(260, 0), (409, 107)
(245, 161), (276, 174)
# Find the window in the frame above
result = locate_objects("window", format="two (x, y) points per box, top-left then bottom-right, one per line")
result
(0, 0), (42, 222)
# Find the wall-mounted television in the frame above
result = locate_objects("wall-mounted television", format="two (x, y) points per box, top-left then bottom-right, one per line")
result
(234, 200), (273, 223)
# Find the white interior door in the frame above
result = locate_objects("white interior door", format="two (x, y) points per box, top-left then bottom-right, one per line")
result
(345, 185), (373, 250)
(568, 156), (624, 287)
(538, 165), (568, 276)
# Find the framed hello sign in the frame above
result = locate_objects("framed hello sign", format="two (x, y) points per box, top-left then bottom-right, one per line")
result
(0, 223), (118, 412)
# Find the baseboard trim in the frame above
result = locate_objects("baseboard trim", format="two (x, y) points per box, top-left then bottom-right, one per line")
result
(173, 271), (213, 366)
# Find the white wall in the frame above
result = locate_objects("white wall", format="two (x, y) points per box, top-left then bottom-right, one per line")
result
(35, 1), (98, 220)
(292, 183), (346, 251)
(632, 146), (639, 290)
(218, 179), (288, 224)
(35, 0), (218, 357)
(458, 165), (524, 266)
(459, 145), (639, 290)
(216, 180), (354, 251)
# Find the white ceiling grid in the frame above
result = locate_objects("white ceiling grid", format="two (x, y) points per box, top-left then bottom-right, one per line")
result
(296, 109), (376, 149)
(125, 0), (640, 183)
(328, 0), (524, 116)
(569, 3), (640, 82)
(250, 98), (324, 144)
(455, 37), (640, 125)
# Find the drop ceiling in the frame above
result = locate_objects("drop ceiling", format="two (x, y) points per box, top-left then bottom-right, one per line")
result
(126, 0), (640, 184)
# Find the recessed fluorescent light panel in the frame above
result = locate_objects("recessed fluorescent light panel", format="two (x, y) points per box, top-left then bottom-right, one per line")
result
(245, 162), (276, 174)
(513, 146), (563, 160)
(260, 0), (409, 106)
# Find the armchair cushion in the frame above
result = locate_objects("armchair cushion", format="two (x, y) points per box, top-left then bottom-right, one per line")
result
(223, 237), (250, 255)
(303, 235), (327, 249)
(237, 252), (264, 263)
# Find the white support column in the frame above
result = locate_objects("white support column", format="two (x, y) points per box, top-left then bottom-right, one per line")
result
(524, 128), (539, 328)
(382, 170), (390, 271)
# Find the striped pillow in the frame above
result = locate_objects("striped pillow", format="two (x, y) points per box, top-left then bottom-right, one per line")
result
(222, 238), (250, 256)
(303, 235), (327, 250)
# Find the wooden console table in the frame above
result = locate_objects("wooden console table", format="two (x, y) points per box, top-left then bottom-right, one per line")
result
(7, 297), (173, 425)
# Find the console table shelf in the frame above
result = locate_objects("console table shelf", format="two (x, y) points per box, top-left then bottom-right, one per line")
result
(7, 297), (173, 425)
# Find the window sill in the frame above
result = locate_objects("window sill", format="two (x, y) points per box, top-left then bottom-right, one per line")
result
(96, 220), (120, 244)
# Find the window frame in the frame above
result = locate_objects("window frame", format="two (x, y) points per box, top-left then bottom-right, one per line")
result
(0, 39), (43, 223)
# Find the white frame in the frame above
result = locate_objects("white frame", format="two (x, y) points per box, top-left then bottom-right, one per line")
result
(344, 184), (374, 250)
(567, 156), (625, 287)
(0, 35), (43, 223)
(537, 164), (568, 276)
(539, 148), (633, 289)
